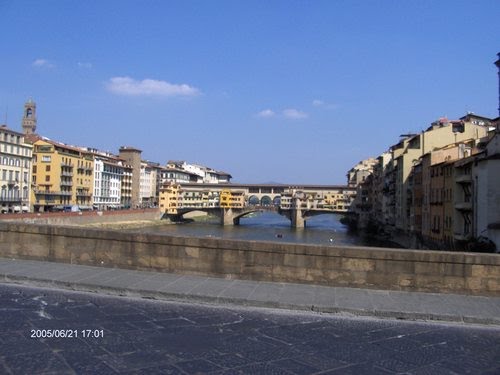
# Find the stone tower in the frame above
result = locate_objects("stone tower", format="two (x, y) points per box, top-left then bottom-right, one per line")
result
(119, 146), (142, 208)
(22, 99), (37, 135)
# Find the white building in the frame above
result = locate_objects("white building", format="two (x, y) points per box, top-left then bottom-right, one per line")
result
(140, 162), (158, 206)
(0, 125), (33, 212)
(473, 131), (500, 251)
(90, 151), (124, 210)
(166, 160), (231, 184)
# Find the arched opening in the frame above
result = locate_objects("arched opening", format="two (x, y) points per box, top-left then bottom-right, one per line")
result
(248, 195), (260, 205)
(272, 196), (281, 206)
(260, 196), (272, 206)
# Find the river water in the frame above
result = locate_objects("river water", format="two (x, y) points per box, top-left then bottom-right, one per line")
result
(135, 212), (398, 248)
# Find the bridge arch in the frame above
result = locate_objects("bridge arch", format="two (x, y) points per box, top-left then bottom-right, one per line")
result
(272, 196), (281, 206)
(260, 195), (272, 206)
(248, 195), (260, 205)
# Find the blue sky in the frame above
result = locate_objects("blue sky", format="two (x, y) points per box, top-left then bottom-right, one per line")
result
(1, 1), (499, 184)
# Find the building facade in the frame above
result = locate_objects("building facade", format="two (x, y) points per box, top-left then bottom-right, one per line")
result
(347, 113), (499, 251)
(0, 125), (33, 212)
(31, 138), (94, 212)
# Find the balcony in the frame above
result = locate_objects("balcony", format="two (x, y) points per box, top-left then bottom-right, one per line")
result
(454, 233), (471, 241)
(455, 174), (472, 183)
(455, 202), (472, 211)
(60, 181), (73, 187)
(61, 171), (73, 177)
(0, 197), (22, 202)
(76, 191), (92, 197)
(34, 190), (64, 196)
(60, 162), (73, 168)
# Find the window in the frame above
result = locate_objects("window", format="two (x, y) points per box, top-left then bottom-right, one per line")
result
(45, 165), (51, 172)
(41, 155), (51, 162)
(45, 175), (50, 182)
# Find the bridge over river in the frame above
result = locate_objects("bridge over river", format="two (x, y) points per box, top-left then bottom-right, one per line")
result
(161, 183), (356, 228)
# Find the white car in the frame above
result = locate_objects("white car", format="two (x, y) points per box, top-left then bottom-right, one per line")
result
(1, 205), (8, 214)
(21, 205), (29, 213)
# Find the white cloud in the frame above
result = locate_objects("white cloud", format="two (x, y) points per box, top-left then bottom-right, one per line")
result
(283, 108), (308, 120)
(312, 99), (337, 110)
(105, 76), (200, 97)
(32, 59), (55, 68)
(77, 62), (93, 69)
(257, 109), (276, 118)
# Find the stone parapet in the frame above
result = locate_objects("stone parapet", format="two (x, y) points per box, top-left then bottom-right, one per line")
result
(0, 222), (498, 296)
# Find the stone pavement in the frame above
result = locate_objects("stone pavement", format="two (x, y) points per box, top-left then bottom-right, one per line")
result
(2, 283), (500, 375)
(1, 258), (499, 326)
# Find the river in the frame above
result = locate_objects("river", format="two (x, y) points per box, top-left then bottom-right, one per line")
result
(134, 211), (399, 248)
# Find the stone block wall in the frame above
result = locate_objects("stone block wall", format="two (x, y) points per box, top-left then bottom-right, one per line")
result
(0, 222), (498, 295)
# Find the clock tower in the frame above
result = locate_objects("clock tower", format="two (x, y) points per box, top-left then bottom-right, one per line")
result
(22, 98), (37, 135)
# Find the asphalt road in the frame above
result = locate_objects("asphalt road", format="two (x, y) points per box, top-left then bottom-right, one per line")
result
(1, 283), (499, 375)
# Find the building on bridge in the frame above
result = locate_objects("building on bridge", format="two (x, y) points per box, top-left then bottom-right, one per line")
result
(158, 182), (356, 228)
(159, 183), (182, 214)
(220, 189), (245, 208)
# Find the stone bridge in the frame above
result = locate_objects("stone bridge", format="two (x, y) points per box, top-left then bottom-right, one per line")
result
(168, 206), (268, 226)
(161, 183), (356, 228)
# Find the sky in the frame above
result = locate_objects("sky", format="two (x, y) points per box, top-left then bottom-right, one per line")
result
(1, 0), (499, 184)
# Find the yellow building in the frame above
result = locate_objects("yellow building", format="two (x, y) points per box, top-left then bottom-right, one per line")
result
(219, 189), (245, 208)
(323, 192), (352, 211)
(31, 138), (93, 212)
(159, 183), (182, 214)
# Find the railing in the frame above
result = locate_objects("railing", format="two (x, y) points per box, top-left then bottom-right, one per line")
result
(0, 197), (22, 202)
(454, 202), (472, 211)
(76, 192), (92, 197)
(34, 190), (64, 196)
(455, 174), (472, 183)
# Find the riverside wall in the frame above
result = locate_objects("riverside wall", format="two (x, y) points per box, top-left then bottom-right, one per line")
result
(0, 208), (162, 226)
(0, 222), (498, 296)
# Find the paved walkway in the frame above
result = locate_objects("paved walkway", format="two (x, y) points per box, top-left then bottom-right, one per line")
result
(1, 257), (499, 326)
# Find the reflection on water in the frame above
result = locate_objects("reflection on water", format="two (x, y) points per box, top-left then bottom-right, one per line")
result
(132, 212), (398, 248)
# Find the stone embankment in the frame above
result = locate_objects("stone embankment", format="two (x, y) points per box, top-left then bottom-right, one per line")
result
(0, 208), (162, 227)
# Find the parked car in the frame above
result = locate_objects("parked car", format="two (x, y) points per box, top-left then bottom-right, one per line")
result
(21, 205), (29, 213)
(63, 205), (81, 212)
(1, 205), (8, 214)
(12, 205), (21, 213)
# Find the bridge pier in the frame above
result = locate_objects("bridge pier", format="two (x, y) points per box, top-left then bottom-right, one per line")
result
(291, 208), (305, 228)
(278, 208), (306, 228)
(221, 208), (240, 226)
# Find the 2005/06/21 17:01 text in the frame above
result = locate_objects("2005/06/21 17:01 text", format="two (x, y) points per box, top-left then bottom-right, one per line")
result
(30, 329), (104, 339)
